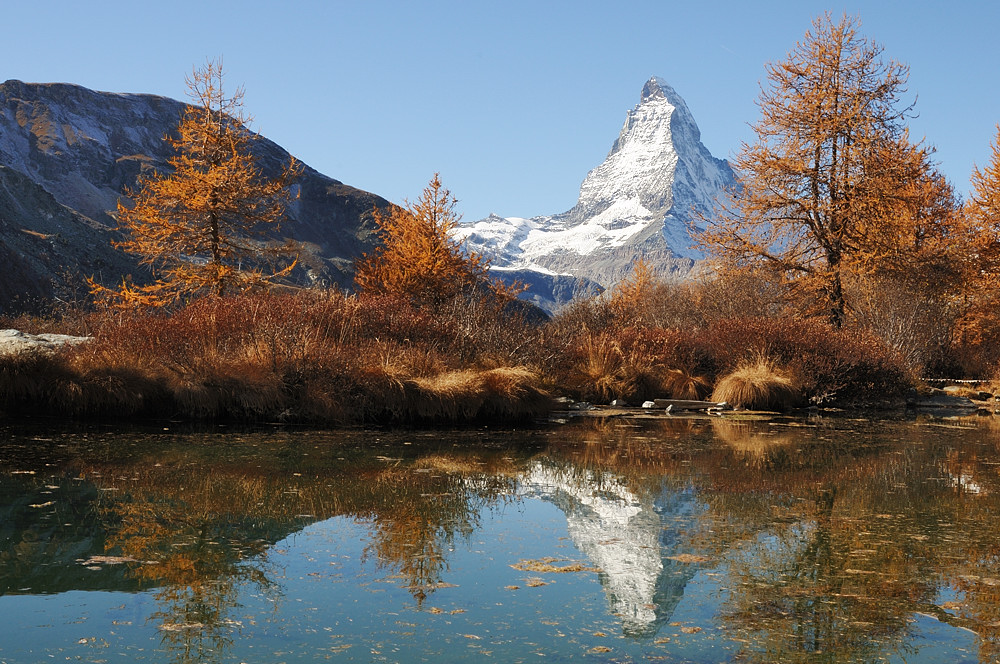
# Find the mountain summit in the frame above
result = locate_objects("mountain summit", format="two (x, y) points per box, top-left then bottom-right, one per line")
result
(455, 77), (735, 310)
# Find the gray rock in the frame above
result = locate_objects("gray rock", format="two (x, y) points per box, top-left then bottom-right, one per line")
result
(0, 328), (90, 355)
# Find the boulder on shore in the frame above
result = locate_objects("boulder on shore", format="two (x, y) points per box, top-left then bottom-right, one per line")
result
(0, 329), (90, 355)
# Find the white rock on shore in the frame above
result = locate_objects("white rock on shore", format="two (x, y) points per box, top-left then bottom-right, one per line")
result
(0, 329), (91, 355)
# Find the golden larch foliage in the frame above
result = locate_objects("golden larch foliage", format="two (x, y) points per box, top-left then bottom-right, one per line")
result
(609, 257), (656, 325)
(698, 14), (958, 327)
(967, 126), (1000, 281)
(951, 126), (1000, 361)
(355, 174), (517, 307)
(91, 59), (301, 308)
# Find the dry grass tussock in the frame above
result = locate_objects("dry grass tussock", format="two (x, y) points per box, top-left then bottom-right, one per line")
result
(665, 368), (710, 400)
(711, 358), (799, 411)
(558, 329), (707, 403)
(406, 366), (551, 422)
(570, 335), (628, 402)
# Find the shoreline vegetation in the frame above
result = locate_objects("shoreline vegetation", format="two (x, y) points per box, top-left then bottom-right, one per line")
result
(0, 280), (996, 427)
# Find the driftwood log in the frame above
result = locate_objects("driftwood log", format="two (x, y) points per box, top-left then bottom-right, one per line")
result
(650, 399), (730, 411)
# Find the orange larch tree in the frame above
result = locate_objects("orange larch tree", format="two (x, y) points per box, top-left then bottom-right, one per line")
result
(951, 125), (1000, 360)
(355, 174), (512, 307)
(699, 14), (956, 327)
(967, 126), (1000, 280)
(92, 59), (301, 308)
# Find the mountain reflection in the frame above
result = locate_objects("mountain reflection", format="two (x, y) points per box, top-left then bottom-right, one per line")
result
(521, 459), (706, 636)
(3, 418), (1000, 662)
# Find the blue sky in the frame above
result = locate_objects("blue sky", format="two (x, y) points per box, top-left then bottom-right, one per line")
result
(5, 1), (998, 221)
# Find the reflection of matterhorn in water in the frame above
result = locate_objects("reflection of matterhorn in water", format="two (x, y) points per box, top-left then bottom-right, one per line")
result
(521, 460), (707, 636)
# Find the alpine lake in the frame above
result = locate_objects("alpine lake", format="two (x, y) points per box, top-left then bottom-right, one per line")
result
(3, 409), (1000, 663)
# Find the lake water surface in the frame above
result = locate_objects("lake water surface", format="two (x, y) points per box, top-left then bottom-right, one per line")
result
(2, 414), (999, 663)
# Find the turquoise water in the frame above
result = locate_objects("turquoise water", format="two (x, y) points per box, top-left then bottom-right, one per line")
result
(1, 416), (998, 662)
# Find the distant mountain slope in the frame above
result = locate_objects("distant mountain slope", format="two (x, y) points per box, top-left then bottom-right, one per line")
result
(0, 80), (391, 311)
(455, 77), (735, 310)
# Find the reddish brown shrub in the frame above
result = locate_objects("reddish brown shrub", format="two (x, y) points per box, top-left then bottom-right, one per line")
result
(699, 318), (910, 406)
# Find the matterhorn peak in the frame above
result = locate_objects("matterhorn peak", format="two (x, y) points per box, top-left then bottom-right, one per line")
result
(640, 76), (700, 142)
(454, 77), (735, 311)
(578, 76), (714, 218)
(640, 76), (669, 102)
(640, 76), (683, 106)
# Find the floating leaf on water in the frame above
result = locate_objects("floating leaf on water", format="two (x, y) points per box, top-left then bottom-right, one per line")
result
(589, 646), (612, 653)
(160, 622), (206, 631)
(80, 556), (139, 566)
(525, 578), (548, 587)
(511, 558), (599, 573)
(504, 585), (520, 591)
(462, 634), (482, 640)
(667, 554), (710, 564)
(28, 501), (55, 508)
(680, 626), (702, 634)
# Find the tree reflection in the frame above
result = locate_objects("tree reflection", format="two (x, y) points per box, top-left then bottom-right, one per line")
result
(95, 469), (284, 663)
(69, 435), (522, 662)
(540, 416), (1000, 661)
(358, 455), (518, 605)
(698, 418), (1000, 663)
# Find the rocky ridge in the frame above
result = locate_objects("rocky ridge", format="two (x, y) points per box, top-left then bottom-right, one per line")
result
(0, 80), (391, 312)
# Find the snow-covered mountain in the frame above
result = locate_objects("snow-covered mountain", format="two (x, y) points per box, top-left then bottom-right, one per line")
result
(456, 77), (735, 310)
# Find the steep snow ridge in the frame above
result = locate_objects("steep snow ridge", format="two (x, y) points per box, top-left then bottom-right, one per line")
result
(576, 78), (682, 216)
(460, 214), (541, 264)
(454, 76), (735, 300)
